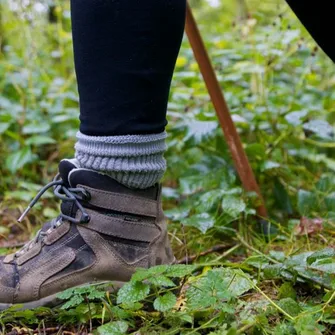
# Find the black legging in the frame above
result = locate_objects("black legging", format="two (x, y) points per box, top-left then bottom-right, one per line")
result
(70, 0), (186, 136)
(286, 1), (334, 62)
(70, 0), (334, 137)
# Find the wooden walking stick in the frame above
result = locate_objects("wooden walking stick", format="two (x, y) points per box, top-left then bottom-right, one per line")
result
(185, 2), (267, 218)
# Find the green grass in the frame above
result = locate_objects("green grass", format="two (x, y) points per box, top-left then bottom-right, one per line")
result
(1, 0), (335, 334)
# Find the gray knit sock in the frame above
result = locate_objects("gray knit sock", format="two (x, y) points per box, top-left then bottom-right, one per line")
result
(74, 131), (167, 189)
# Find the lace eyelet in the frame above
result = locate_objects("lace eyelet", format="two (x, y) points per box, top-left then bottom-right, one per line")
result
(82, 190), (91, 201)
(81, 213), (91, 224)
(54, 219), (62, 229)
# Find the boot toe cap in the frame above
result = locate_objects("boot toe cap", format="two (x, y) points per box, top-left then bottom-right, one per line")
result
(0, 257), (16, 305)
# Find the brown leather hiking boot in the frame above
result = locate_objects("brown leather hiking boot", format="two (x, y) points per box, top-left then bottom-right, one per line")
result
(0, 160), (175, 310)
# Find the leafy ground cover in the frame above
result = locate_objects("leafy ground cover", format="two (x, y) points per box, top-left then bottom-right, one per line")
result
(1, 0), (335, 334)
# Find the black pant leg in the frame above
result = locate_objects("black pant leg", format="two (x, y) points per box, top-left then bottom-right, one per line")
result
(286, 0), (334, 62)
(70, 0), (186, 136)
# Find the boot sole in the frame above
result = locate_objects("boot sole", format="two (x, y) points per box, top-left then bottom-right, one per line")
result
(0, 280), (126, 311)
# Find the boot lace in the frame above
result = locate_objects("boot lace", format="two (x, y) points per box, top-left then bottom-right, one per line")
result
(15, 174), (90, 257)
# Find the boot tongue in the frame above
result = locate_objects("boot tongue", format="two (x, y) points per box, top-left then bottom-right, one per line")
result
(58, 159), (81, 218)
(58, 159), (80, 187)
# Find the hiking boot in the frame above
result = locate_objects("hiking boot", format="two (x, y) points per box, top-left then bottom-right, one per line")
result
(0, 160), (175, 310)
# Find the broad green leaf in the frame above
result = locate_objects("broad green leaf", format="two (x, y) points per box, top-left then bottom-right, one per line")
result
(177, 312), (193, 324)
(51, 114), (78, 123)
(164, 264), (197, 278)
(273, 179), (293, 214)
(183, 213), (215, 233)
(60, 294), (84, 310)
(309, 258), (335, 274)
(295, 268), (333, 289)
(184, 120), (218, 144)
(58, 287), (76, 300)
(25, 135), (56, 145)
(117, 281), (150, 304)
(294, 315), (324, 335)
(269, 251), (286, 262)
(292, 150), (335, 172)
(87, 288), (106, 300)
(186, 268), (253, 310)
(261, 160), (280, 171)
(97, 321), (128, 335)
(132, 265), (169, 282)
(221, 196), (246, 217)
(186, 278), (227, 310)
(285, 110), (308, 126)
(285, 252), (313, 267)
(282, 29), (300, 44)
(278, 282), (297, 300)
(173, 71), (197, 79)
(325, 193), (335, 212)
(162, 187), (179, 200)
(263, 264), (283, 279)
(43, 207), (59, 219)
(297, 190), (318, 215)
(22, 123), (50, 134)
(179, 175), (207, 196)
(233, 61), (264, 74)
(120, 301), (143, 311)
(6, 147), (36, 173)
(223, 268), (254, 296)
(133, 271), (176, 288)
(5, 190), (33, 202)
(164, 207), (190, 221)
(149, 275), (176, 287)
(278, 298), (301, 317)
(58, 285), (106, 309)
(316, 174), (335, 193)
(307, 248), (335, 265)
(196, 189), (225, 212)
(153, 292), (177, 312)
(303, 120), (334, 140)
(109, 306), (132, 319)
(245, 143), (266, 159)
(245, 255), (270, 269)
(273, 322), (296, 335)
(0, 97), (13, 109)
(232, 114), (247, 124)
(132, 264), (196, 282)
(0, 122), (10, 134)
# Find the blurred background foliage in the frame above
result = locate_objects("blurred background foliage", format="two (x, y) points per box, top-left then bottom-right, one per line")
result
(0, 0), (335, 250)
(1, 0), (335, 255)
(1, 0), (335, 333)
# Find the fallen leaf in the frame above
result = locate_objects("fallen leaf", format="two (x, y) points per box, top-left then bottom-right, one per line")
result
(294, 217), (323, 236)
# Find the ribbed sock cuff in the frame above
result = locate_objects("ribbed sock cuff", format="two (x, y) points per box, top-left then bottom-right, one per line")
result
(74, 131), (167, 189)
